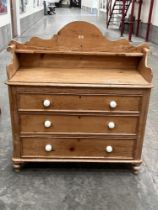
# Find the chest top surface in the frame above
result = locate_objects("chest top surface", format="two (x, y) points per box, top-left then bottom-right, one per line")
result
(7, 21), (152, 88)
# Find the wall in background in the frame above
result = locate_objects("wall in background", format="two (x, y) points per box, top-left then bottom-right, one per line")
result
(82, 0), (98, 8)
(81, 0), (99, 14)
(139, 0), (158, 26)
(18, 0), (43, 35)
(151, 0), (158, 26)
(129, 0), (158, 43)
(62, 0), (70, 5)
(99, 0), (106, 12)
(19, 0), (43, 18)
(0, 0), (12, 51)
(0, 0), (11, 27)
(0, 0), (44, 51)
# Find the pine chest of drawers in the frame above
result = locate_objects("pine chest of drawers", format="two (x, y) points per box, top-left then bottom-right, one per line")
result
(7, 21), (152, 173)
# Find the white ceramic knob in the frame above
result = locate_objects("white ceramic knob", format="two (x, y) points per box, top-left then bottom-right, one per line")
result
(44, 120), (52, 128)
(105, 146), (113, 153)
(45, 144), (53, 152)
(108, 121), (115, 129)
(109, 100), (117, 109)
(43, 99), (51, 107)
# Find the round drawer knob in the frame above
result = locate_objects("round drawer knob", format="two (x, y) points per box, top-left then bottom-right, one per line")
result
(45, 144), (53, 152)
(43, 99), (51, 107)
(108, 121), (115, 129)
(44, 120), (52, 128)
(105, 145), (113, 153)
(109, 100), (117, 109)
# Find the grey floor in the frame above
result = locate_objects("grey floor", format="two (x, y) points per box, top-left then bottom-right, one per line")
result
(0, 8), (158, 210)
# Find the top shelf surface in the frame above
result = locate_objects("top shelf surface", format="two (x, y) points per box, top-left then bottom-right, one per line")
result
(8, 67), (150, 87)
(14, 49), (144, 57)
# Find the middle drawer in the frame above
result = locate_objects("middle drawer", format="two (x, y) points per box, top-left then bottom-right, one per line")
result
(20, 114), (138, 134)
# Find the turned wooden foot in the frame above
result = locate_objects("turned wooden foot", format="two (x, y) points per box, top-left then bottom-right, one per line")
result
(132, 164), (141, 175)
(13, 163), (23, 172)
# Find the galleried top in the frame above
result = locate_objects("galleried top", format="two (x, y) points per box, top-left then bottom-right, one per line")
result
(7, 21), (153, 86)
(8, 21), (149, 54)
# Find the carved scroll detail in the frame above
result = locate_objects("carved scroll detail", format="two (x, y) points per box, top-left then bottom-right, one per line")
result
(8, 21), (149, 53)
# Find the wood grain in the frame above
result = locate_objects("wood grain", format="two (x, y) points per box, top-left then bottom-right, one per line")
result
(6, 21), (152, 172)
(21, 137), (135, 159)
(9, 68), (149, 86)
(20, 114), (138, 134)
(18, 53), (140, 69)
(18, 93), (141, 112)
(8, 21), (149, 53)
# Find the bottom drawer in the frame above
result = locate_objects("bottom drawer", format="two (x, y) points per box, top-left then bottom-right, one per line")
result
(21, 138), (135, 160)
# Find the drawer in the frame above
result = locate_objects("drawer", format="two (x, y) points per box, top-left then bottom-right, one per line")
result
(21, 138), (135, 159)
(18, 93), (141, 112)
(20, 114), (138, 134)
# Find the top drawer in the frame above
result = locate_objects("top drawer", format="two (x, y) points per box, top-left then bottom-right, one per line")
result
(18, 94), (141, 112)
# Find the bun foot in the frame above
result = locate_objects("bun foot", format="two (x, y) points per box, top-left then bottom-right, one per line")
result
(132, 164), (141, 175)
(13, 163), (23, 172)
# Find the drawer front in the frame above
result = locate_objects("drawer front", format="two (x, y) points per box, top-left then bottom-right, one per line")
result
(18, 94), (141, 112)
(20, 114), (138, 134)
(21, 138), (135, 159)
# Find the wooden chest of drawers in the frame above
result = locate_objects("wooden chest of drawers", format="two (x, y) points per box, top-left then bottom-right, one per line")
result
(7, 21), (152, 173)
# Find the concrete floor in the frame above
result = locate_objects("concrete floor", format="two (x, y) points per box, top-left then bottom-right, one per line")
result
(0, 8), (158, 210)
